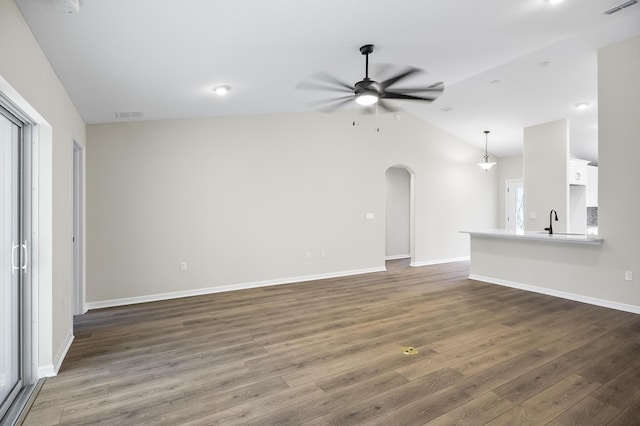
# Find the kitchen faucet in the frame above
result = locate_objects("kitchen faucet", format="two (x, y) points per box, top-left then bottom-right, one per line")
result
(544, 209), (558, 235)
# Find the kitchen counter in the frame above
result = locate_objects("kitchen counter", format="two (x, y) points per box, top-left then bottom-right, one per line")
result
(460, 229), (603, 245)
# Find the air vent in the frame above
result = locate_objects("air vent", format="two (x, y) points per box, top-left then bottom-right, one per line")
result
(604, 0), (637, 15)
(115, 111), (144, 119)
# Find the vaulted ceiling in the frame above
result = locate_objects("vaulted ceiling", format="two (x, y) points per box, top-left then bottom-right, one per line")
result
(15, 0), (640, 161)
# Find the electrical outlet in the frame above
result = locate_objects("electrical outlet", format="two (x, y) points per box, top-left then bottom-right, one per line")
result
(305, 252), (312, 260)
(625, 271), (633, 281)
(320, 250), (327, 259)
(180, 262), (187, 271)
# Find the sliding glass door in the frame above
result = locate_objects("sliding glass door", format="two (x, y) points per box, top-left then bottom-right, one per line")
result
(0, 106), (25, 421)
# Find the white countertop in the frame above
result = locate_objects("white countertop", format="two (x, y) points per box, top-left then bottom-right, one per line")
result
(460, 229), (603, 245)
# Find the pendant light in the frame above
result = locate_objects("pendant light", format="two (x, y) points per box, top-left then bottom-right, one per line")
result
(478, 130), (496, 171)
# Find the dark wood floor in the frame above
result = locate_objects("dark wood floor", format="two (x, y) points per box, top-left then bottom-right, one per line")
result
(23, 260), (640, 425)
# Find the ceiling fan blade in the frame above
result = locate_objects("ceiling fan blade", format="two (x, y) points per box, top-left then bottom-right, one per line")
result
(387, 84), (444, 95)
(307, 96), (354, 113)
(377, 99), (399, 113)
(296, 81), (353, 93)
(370, 62), (395, 79)
(380, 67), (422, 89)
(360, 100), (398, 114)
(310, 72), (355, 91)
(307, 95), (353, 106)
(383, 91), (439, 102)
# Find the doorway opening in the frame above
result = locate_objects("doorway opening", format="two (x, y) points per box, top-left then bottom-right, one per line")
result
(385, 166), (415, 268)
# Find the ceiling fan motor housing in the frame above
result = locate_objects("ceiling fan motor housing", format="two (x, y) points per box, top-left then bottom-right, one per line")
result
(359, 44), (374, 55)
(355, 78), (381, 95)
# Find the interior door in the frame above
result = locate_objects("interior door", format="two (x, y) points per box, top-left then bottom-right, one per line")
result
(0, 107), (24, 421)
(506, 179), (524, 232)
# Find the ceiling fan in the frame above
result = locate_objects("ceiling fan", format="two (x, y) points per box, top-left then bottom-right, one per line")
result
(299, 44), (444, 113)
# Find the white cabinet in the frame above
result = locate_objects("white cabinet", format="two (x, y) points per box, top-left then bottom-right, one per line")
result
(568, 158), (590, 185)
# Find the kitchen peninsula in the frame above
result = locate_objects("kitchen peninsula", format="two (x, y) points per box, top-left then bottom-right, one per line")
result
(462, 229), (603, 245)
(457, 229), (637, 313)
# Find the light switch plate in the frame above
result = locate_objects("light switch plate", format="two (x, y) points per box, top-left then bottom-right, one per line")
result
(529, 212), (537, 220)
(366, 213), (375, 220)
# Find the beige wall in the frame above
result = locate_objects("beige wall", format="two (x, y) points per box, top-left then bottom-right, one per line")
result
(598, 35), (640, 295)
(87, 112), (497, 304)
(469, 35), (640, 311)
(0, 0), (86, 372)
(523, 119), (569, 233)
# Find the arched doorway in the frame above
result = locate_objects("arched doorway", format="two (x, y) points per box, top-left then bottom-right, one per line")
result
(385, 166), (415, 266)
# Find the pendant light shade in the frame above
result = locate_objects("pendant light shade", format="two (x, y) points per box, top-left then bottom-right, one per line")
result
(477, 130), (496, 171)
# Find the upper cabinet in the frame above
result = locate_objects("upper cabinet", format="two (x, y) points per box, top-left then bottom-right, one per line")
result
(568, 158), (590, 185)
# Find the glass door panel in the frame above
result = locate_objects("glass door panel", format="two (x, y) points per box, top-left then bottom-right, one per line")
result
(0, 109), (22, 420)
(506, 179), (524, 232)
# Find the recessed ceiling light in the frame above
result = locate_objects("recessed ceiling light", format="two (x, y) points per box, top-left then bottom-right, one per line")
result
(52, 0), (80, 14)
(539, 61), (551, 67)
(490, 79), (501, 84)
(213, 86), (230, 96)
(575, 102), (591, 110)
(547, 0), (563, 4)
(440, 106), (453, 112)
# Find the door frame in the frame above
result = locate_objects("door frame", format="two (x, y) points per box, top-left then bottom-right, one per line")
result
(0, 74), (55, 423)
(384, 165), (415, 265)
(0, 96), (35, 423)
(73, 141), (86, 315)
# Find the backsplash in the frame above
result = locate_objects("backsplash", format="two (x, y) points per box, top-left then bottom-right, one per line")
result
(587, 206), (598, 227)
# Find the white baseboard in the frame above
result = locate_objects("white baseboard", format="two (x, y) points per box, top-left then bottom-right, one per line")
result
(87, 266), (387, 310)
(37, 364), (55, 379)
(37, 329), (73, 379)
(54, 329), (74, 373)
(469, 274), (640, 314)
(411, 256), (470, 267)
(385, 254), (411, 260)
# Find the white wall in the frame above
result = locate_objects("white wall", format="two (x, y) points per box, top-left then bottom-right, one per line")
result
(468, 35), (640, 311)
(385, 167), (410, 259)
(0, 0), (86, 373)
(497, 155), (523, 228)
(87, 112), (497, 305)
(523, 119), (568, 233)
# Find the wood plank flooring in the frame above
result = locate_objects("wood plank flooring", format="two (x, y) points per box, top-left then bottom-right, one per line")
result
(22, 260), (640, 425)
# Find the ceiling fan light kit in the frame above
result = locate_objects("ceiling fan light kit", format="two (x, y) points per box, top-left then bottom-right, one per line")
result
(355, 90), (379, 106)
